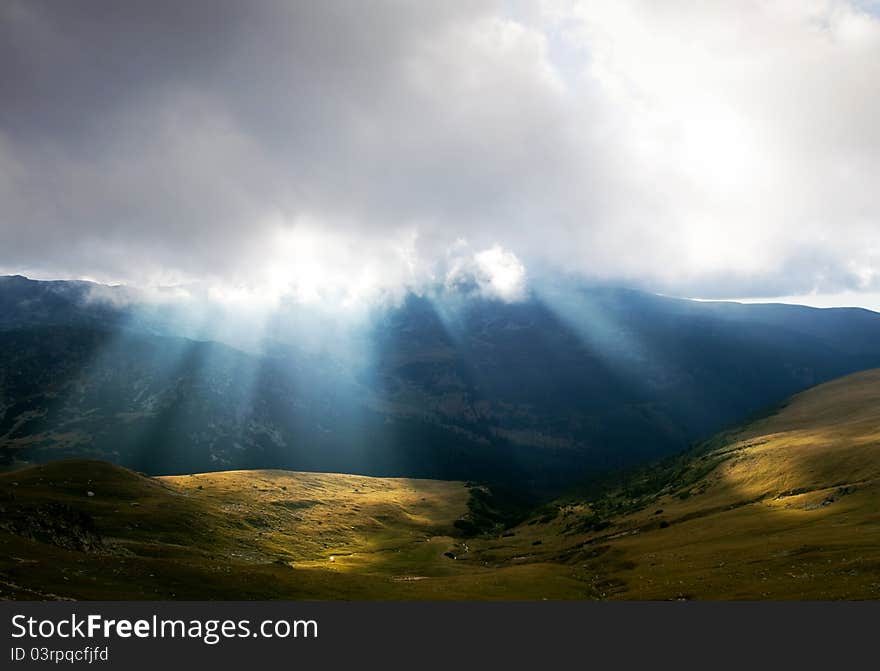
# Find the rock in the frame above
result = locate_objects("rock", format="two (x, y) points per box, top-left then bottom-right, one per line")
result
(0, 502), (104, 552)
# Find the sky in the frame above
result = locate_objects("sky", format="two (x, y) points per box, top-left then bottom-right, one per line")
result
(1, 0), (879, 310)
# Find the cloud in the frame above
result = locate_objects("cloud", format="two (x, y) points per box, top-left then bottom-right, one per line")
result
(444, 242), (526, 301)
(473, 245), (527, 301)
(0, 1), (878, 305)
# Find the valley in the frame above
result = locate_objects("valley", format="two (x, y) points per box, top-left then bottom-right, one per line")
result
(3, 368), (880, 600)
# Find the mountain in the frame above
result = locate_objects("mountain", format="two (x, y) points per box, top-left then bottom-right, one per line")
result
(3, 368), (880, 600)
(3, 274), (880, 492)
(0, 275), (127, 330)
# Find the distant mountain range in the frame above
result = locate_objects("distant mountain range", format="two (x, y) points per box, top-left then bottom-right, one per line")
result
(3, 274), (880, 493)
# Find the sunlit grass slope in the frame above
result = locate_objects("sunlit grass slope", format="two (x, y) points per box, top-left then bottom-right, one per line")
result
(2, 368), (880, 600)
(0, 460), (587, 599)
(481, 368), (880, 599)
(0, 461), (466, 599)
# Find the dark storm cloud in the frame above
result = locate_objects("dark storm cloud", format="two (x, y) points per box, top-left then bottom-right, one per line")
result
(0, 0), (587, 287)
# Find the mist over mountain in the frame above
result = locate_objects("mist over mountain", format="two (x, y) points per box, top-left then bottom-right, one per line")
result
(3, 274), (880, 493)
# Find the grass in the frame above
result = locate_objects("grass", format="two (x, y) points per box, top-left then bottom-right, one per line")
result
(486, 368), (880, 599)
(3, 368), (880, 600)
(0, 460), (590, 599)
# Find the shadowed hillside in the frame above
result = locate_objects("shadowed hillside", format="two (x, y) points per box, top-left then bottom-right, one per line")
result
(5, 275), (880, 492)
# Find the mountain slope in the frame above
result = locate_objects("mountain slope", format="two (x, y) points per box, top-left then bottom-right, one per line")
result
(5, 275), (880, 491)
(370, 288), (880, 475)
(481, 368), (880, 599)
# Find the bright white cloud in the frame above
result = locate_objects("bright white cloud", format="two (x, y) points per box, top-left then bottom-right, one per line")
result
(541, 0), (880, 298)
(474, 245), (527, 301)
(443, 242), (526, 302)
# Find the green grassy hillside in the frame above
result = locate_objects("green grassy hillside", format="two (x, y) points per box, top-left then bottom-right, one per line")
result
(479, 368), (880, 599)
(2, 368), (880, 600)
(0, 460), (587, 599)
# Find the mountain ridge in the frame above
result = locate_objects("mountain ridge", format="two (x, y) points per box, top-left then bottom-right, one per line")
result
(4, 274), (880, 492)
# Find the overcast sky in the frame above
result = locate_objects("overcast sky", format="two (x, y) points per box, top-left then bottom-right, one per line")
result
(1, 1), (879, 309)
